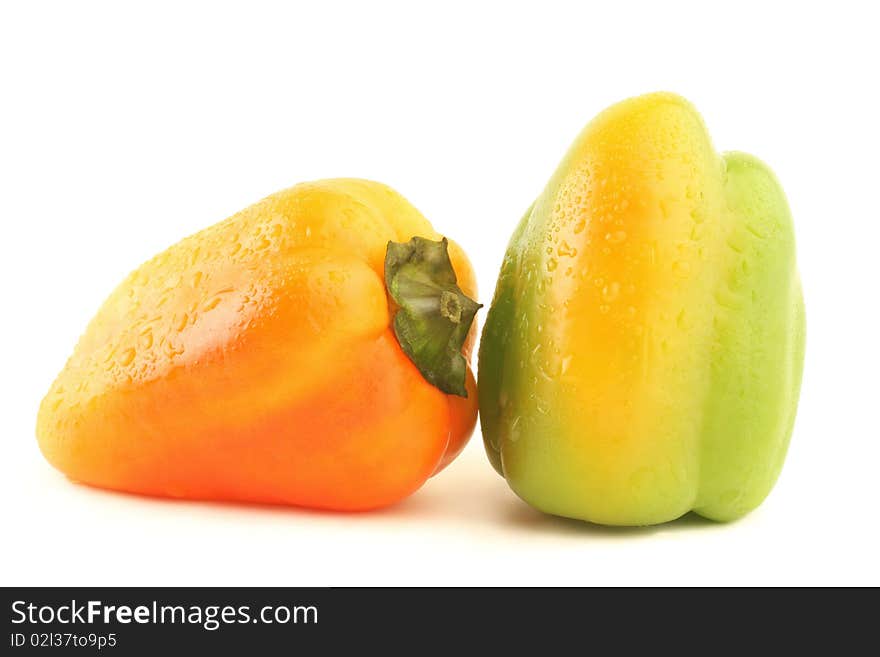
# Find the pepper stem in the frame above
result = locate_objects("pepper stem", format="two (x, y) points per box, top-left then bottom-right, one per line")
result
(385, 237), (481, 397)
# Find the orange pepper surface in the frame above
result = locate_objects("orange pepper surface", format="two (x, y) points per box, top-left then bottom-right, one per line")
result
(37, 179), (479, 510)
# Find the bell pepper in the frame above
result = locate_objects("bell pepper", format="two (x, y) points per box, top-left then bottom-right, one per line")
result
(37, 179), (480, 510)
(479, 93), (805, 525)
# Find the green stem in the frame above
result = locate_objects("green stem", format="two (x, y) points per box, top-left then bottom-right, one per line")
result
(385, 237), (481, 397)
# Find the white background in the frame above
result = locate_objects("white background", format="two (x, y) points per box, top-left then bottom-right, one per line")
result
(2, 1), (878, 586)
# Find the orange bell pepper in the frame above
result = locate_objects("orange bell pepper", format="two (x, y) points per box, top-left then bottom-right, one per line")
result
(36, 179), (480, 510)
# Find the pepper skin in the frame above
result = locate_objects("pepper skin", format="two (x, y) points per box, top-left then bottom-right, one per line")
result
(37, 179), (479, 510)
(479, 93), (805, 525)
